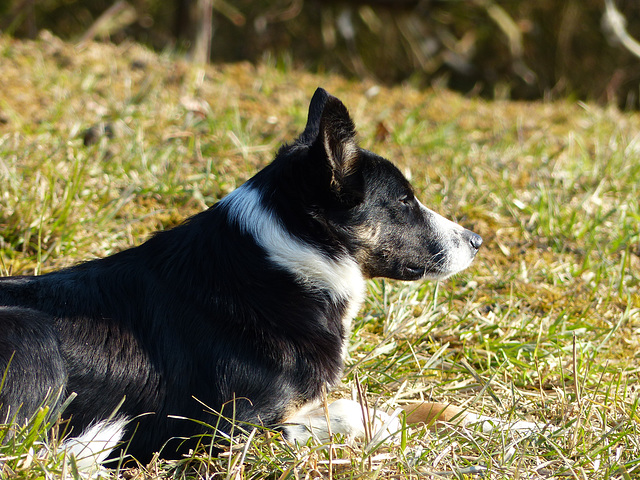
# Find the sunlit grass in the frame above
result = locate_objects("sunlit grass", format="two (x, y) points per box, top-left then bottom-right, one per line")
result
(1, 32), (639, 478)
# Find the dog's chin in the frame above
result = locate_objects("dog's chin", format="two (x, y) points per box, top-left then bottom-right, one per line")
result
(403, 265), (460, 281)
(404, 258), (476, 282)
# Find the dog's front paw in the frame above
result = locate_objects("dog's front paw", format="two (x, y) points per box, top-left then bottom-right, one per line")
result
(283, 399), (401, 446)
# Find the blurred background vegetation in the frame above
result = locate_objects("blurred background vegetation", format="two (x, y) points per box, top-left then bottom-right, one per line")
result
(2, 0), (640, 108)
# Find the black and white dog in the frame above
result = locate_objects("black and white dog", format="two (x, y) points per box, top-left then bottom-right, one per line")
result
(0, 88), (482, 464)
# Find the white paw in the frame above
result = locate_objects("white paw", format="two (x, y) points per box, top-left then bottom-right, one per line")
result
(283, 399), (401, 445)
(60, 417), (127, 472)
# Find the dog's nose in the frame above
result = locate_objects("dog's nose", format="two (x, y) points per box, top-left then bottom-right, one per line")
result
(468, 232), (483, 250)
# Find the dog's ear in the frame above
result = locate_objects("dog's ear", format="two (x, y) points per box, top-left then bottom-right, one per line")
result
(299, 87), (331, 145)
(302, 88), (360, 200)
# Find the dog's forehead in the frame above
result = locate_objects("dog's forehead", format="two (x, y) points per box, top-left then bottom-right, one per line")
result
(361, 151), (413, 193)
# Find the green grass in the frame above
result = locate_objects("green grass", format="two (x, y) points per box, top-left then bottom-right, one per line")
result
(1, 32), (639, 479)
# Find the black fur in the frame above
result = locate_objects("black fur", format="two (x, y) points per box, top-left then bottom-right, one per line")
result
(0, 89), (481, 463)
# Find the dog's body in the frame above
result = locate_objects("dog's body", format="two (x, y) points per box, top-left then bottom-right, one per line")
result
(0, 89), (482, 463)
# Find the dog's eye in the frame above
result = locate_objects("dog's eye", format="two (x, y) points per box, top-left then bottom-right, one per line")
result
(398, 194), (414, 206)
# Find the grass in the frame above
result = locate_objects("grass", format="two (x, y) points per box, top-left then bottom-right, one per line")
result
(0, 31), (639, 478)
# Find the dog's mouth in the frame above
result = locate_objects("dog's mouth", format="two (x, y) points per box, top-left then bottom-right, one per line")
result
(404, 265), (426, 279)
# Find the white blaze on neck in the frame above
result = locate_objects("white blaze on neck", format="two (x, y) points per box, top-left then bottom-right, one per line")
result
(220, 183), (366, 319)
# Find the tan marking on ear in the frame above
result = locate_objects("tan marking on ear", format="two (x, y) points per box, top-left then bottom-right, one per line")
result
(323, 131), (359, 187)
(342, 140), (359, 172)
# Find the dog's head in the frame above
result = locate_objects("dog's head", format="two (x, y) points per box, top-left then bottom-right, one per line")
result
(272, 88), (482, 282)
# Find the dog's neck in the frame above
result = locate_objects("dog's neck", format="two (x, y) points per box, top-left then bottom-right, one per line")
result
(220, 182), (366, 304)
(220, 182), (366, 359)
